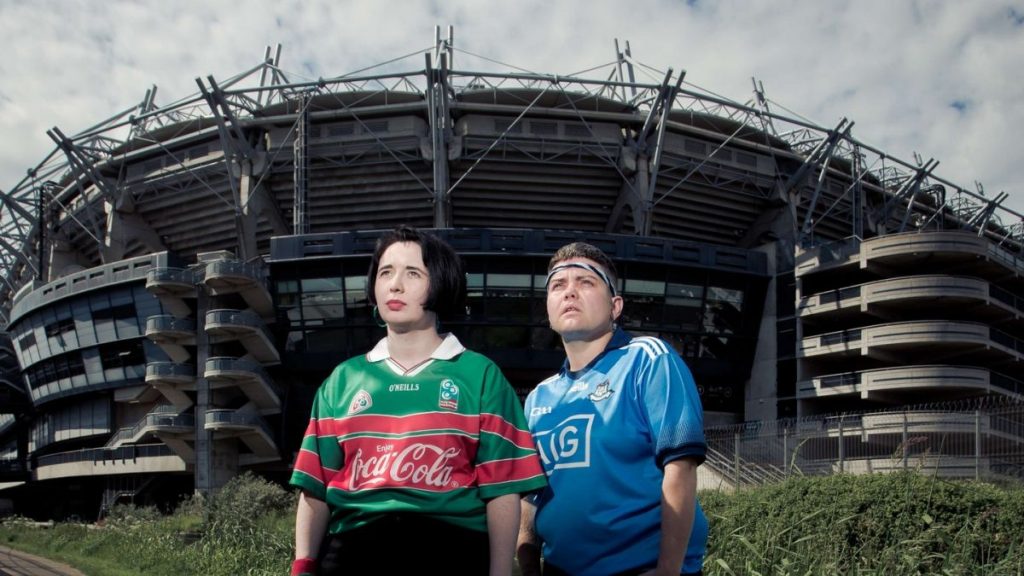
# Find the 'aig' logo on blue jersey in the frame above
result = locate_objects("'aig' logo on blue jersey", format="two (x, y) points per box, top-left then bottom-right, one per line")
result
(533, 414), (594, 470)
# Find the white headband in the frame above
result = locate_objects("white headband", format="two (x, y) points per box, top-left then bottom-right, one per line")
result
(545, 262), (617, 296)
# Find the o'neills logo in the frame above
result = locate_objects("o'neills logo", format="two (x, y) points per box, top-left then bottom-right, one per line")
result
(348, 442), (461, 491)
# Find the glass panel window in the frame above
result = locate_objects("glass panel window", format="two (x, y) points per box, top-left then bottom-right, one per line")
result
(486, 273), (532, 321)
(301, 291), (344, 322)
(621, 279), (665, 328)
(344, 275), (370, 322)
(704, 286), (744, 334)
(466, 273), (485, 319)
(665, 283), (704, 331)
(624, 279), (664, 296)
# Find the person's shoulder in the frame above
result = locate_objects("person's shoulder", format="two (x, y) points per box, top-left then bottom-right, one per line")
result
(454, 347), (498, 368)
(326, 354), (373, 379)
(529, 372), (563, 399)
(620, 334), (674, 361)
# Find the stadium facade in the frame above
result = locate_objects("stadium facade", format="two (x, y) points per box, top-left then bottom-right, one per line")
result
(1, 34), (1021, 518)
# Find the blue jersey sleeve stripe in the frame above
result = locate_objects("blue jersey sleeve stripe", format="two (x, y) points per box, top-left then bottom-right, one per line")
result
(625, 339), (659, 360)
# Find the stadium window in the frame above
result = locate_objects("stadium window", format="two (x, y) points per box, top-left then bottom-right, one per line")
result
(563, 123), (591, 138)
(343, 275), (370, 323)
(18, 331), (36, 351)
(493, 119), (522, 134)
(684, 139), (706, 155)
(327, 123), (354, 137)
(362, 120), (388, 134)
(735, 151), (758, 167)
(300, 277), (344, 323)
(466, 273), (485, 318)
(621, 278), (666, 328)
(530, 121), (557, 136)
(98, 340), (145, 371)
(485, 273), (532, 322)
(665, 283), (704, 331)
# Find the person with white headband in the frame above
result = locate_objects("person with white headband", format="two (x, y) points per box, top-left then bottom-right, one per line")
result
(517, 241), (708, 576)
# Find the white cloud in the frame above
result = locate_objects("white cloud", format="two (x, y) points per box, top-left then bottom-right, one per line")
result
(1, 0), (1020, 215)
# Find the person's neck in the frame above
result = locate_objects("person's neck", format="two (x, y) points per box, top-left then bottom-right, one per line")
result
(563, 329), (615, 372)
(386, 325), (444, 370)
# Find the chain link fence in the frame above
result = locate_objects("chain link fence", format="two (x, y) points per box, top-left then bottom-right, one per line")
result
(699, 396), (1024, 490)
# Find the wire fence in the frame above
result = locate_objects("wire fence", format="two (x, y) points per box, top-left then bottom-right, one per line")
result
(698, 396), (1024, 490)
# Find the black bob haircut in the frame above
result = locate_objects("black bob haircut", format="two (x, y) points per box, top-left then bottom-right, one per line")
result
(367, 226), (467, 321)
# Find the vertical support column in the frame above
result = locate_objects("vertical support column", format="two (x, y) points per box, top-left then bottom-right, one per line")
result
(852, 144), (864, 239)
(733, 432), (741, 485)
(837, 418), (845, 473)
(902, 411), (909, 471)
(975, 409), (982, 481)
(427, 53), (451, 228)
(293, 93), (310, 235)
(782, 426), (789, 477)
(236, 162), (259, 261)
(194, 290), (213, 498)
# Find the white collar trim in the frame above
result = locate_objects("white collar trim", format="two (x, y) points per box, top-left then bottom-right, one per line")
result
(366, 333), (465, 364)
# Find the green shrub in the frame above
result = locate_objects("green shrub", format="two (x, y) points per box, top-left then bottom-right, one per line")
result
(2, 472), (1023, 575)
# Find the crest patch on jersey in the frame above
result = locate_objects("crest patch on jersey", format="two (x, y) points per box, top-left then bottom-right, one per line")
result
(588, 380), (613, 402)
(439, 379), (460, 410)
(348, 389), (373, 415)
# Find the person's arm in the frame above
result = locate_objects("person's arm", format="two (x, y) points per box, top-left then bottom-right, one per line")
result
(293, 491), (330, 575)
(486, 493), (521, 576)
(641, 457), (699, 576)
(516, 496), (542, 576)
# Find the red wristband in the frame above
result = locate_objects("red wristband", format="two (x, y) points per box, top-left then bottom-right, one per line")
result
(291, 557), (317, 576)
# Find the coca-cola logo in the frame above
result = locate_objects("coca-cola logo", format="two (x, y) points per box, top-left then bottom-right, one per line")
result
(348, 442), (462, 490)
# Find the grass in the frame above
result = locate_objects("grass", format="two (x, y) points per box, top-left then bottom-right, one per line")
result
(1, 471), (1023, 575)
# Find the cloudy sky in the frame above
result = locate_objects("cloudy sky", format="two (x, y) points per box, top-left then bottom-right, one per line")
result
(1, 0), (1022, 213)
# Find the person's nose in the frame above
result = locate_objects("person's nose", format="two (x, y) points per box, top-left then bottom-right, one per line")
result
(388, 274), (403, 293)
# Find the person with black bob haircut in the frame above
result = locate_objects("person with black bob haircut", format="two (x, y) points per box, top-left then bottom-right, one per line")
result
(365, 225), (466, 324)
(290, 226), (547, 576)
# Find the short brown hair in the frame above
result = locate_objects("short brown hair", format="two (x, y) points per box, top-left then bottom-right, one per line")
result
(548, 242), (618, 286)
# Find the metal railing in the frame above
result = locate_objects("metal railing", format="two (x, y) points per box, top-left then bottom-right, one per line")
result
(102, 404), (194, 448)
(145, 315), (196, 333)
(36, 443), (175, 468)
(146, 267), (196, 287)
(204, 408), (273, 438)
(205, 356), (280, 395)
(701, 397), (1024, 489)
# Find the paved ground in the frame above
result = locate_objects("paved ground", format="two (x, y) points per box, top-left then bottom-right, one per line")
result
(0, 546), (85, 576)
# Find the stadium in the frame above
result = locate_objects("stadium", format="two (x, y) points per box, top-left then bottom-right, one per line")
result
(1, 32), (1022, 518)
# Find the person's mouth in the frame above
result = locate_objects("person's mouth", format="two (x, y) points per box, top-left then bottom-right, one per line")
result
(386, 300), (406, 311)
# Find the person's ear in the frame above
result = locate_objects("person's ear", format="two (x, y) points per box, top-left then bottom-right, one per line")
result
(611, 295), (624, 322)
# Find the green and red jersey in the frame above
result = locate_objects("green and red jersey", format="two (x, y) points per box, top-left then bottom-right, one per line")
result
(290, 334), (546, 533)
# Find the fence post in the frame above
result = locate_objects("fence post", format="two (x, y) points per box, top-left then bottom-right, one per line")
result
(734, 431), (741, 485)
(783, 426), (789, 477)
(902, 411), (908, 471)
(838, 418), (844, 473)
(975, 409), (982, 481)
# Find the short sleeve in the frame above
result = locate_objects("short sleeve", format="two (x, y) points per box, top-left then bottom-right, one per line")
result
(289, 381), (344, 501)
(475, 361), (548, 499)
(637, 344), (707, 469)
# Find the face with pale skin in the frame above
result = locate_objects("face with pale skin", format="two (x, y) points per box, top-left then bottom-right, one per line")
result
(374, 241), (436, 333)
(546, 257), (624, 343)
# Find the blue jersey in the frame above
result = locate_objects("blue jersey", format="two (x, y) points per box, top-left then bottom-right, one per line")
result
(524, 329), (708, 575)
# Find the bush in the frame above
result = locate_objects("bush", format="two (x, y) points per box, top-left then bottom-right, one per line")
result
(702, 472), (1024, 575)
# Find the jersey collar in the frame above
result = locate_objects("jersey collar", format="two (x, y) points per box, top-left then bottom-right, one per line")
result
(561, 327), (632, 376)
(366, 333), (466, 363)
